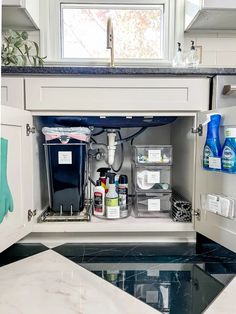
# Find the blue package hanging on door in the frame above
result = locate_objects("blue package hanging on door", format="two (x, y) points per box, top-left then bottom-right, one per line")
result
(42, 128), (91, 214)
(0, 138), (14, 223)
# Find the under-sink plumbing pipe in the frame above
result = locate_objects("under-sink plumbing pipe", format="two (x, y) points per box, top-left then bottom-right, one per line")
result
(89, 131), (117, 167)
(107, 130), (117, 166)
(90, 142), (108, 156)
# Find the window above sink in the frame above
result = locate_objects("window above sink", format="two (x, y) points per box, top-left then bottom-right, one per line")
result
(41, 0), (175, 66)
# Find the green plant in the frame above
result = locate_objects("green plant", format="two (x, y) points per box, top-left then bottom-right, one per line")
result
(1, 30), (46, 66)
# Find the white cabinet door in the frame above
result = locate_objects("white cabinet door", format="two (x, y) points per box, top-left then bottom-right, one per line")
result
(25, 77), (209, 112)
(1, 78), (24, 109)
(0, 106), (33, 252)
(195, 106), (236, 252)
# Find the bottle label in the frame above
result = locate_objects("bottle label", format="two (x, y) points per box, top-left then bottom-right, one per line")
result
(94, 192), (103, 213)
(106, 206), (120, 219)
(106, 198), (118, 207)
(203, 145), (213, 167)
(222, 146), (236, 169)
(209, 157), (221, 170)
(118, 187), (128, 217)
(118, 187), (127, 205)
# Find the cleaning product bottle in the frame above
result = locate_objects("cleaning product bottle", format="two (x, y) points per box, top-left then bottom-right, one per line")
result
(118, 175), (128, 218)
(186, 40), (199, 68)
(203, 114), (222, 170)
(222, 128), (236, 173)
(93, 180), (105, 216)
(172, 42), (185, 67)
(106, 172), (120, 219)
(97, 167), (110, 192)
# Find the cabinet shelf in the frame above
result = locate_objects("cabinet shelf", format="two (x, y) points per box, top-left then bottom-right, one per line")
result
(33, 215), (194, 233)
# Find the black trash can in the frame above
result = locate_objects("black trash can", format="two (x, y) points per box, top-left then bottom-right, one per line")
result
(42, 127), (91, 214)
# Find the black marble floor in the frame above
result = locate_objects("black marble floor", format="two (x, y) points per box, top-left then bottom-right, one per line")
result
(0, 238), (236, 314)
(53, 240), (236, 314)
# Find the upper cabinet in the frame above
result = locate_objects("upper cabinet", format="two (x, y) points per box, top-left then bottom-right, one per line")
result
(2, 0), (39, 30)
(185, 0), (236, 32)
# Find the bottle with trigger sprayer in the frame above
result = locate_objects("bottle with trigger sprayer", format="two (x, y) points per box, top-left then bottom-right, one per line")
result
(106, 173), (120, 219)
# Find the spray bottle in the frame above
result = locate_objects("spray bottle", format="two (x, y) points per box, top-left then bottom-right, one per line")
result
(106, 172), (120, 219)
(222, 128), (236, 173)
(97, 167), (110, 192)
(203, 114), (222, 170)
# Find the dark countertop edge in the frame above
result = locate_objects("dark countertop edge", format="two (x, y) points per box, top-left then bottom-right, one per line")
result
(2, 66), (236, 76)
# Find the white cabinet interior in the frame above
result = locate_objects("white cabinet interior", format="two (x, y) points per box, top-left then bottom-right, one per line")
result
(32, 113), (196, 235)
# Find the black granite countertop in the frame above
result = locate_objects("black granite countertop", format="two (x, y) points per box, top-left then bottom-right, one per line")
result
(2, 66), (236, 76)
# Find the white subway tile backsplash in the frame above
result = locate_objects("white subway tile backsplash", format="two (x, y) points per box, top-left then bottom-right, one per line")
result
(216, 51), (236, 66)
(201, 51), (217, 66)
(184, 32), (236, 66)
(196, 37), (236, 51)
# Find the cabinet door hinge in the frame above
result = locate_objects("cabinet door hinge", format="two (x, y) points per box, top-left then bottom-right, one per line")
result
(26, 124), (36, 136)
(28, 209), (37, 221)
(194, 208), (201, 221)
(191, 124), (202, 136)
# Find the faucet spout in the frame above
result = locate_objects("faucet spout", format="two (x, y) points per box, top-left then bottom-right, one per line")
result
(107, 18), (114, 67)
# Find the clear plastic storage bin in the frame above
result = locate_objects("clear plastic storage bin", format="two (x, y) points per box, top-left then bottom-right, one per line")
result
(133, 145), (172, 165)
(134, 193), (172, 218)
(132, 165), (172, 193)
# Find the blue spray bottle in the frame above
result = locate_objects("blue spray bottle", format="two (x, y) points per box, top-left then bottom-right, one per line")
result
(203, 114), (222, 170)
(222, 128), (236, 173)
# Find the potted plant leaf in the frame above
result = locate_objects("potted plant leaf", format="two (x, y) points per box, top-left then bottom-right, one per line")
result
(1, 30), (46, 66)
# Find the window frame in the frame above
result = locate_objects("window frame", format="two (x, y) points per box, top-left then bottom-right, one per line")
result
(42, 0), (175, 66)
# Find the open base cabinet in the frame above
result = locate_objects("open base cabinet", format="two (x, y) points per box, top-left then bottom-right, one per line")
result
(1, 105), (236, 253)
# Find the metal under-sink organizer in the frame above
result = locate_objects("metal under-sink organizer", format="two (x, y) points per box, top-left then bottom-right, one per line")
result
(38, 199), (93, 222)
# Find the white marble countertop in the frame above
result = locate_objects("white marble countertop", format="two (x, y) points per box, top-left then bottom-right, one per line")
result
(0, 250), (161, 314)
(203, 276), (236, 314)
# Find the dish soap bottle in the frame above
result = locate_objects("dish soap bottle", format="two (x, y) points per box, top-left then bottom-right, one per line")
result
(186, 40), (199, 68)
(106, 173), (120, 219)
(222, 128), (236, 173)
(172, 42), (184, 67)
(93, 180), (105, 216)
(203, 114), (222, 170)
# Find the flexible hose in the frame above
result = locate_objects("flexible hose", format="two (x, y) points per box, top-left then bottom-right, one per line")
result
(92, 129), (105, 136)
(116, 127), (147, 145)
